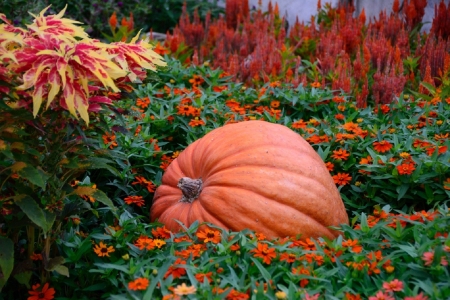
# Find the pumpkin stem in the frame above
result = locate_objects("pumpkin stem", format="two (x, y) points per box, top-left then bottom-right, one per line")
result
(177, 177), (203, 203)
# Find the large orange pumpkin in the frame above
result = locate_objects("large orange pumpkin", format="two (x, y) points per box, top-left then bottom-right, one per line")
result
(151, 120), (348, 239)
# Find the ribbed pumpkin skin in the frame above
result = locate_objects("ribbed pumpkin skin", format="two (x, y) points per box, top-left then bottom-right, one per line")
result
(151, 120), (348, 239)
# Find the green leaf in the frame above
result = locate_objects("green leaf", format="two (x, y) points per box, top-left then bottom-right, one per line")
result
(0, 236), (14, 291)
(12, 162), (49, 189)
(396, 184), (409, 200)
(93, 263), (129, 273)
(14, 195), (55, 235)
(13, 271), (32, 289)
(92, 190), (116, 210)
(359, 213), (370, 233)
(53, 265), (70, 277)
(45, 256), (65, 271)
(250, 257), (271, 282)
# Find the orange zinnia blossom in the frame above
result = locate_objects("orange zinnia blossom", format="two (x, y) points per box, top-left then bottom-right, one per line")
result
(342, 239), (363, 253)
(382, 279), (404, 292)
(196, 228), (221, 244)
(331, 149), (350, 160)
(342, 121), (359, 132)
(136, 97), (150, 108)
(189, 74), (204, 87)
(397, 163), (415, 175)
(152, 226), (172, 239)
(188, 118), (205, 127)
(165, 258), (187, 279)
(332, 173), (352, 185)
(279, 252), (297, 263)
(373, 140), (393, 153)
(426, 145), (448, 156)
(195, 272), (213, 283)
(344, 292), (362, 300)
(173, 283), (197, 295)
(124, 195), (145, 207)
(28, 283), (55, 300)
(292, 266), (310, 287)
(325, 161), (334, 172)
(134, 236), (155, 250)
(291, 119), (307, 129)
(225, 289), (249, 299)
(128, 277), (149, 291)
(93, 241), (115, 257)
(251, 242), (277, 264)
(132, 176), (156, 193)
(102, 132), (118, 149)
(153, 239), (166, 249)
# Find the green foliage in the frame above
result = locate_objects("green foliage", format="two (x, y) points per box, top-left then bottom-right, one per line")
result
(0, 0), (224, 38)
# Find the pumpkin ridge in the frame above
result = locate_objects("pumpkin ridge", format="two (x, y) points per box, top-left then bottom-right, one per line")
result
(198, 186), (339, 238)
(200, 183), (339, 227)
(203, 166), (340, 211)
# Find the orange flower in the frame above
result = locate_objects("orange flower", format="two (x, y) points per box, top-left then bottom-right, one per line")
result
(342, 239), (363, 253)
(332, 173), (352, 185)
(344, 292), (362, 300)
(165, 258), (187, 279)
(109, 12), (117, 31)
(291, 119), (308, 129)
(230, 243), (240, 251)
(250, 242), (277, 264)
(292, 266), (310, 287)
(342, 121), (359, 132)
(332, 96), (346, 103)
(444, 178), (450, 190)
(153, 42), (170, 55)
(128, 277), (149, 291)
(124, 195), (145, 207)
(93, 241), (115, 257)
(153, 239), (166, 249)
(102, 132), (118, 149)
(196, 228), (221, 244)
(279, 252), (297, 263)
(331, 149), (350, 161)
(136, 97), (150, 109)
(359, 155), (373, 164)
(173, 283), (197, 295)
(311, 81), (321, 88)
(132, 176), (156, 193)
(134, 236), (155, 250)
(195, 272), (213, 283)
(325, 161), (334, 172)
(188, 118), (205, 127)
(189, 74), (204, 87)
(335, 113), (345, 120)
(382, 279), (404, 292)
(373, 140), (393, 153)
(28, 283), (55, 300)
(225, 289), (249, 299)
(30, 253), (43, 260)
(152, 226), (172, 239)
(270, 100), (280, 108)
(397, 163), (415, 175)
(426, 145), (448, 156)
